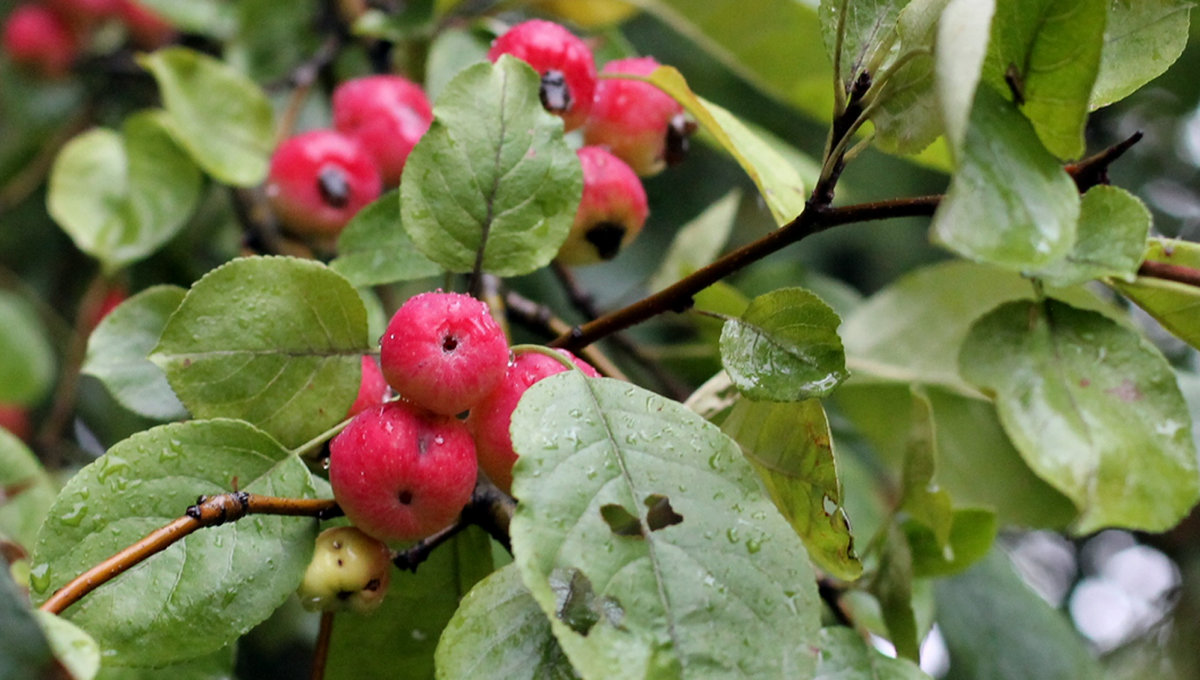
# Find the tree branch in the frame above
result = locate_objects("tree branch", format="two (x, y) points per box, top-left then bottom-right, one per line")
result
(39, 494), (339, 615)
(390, 478), (516, 573)
(1137, 260), (1200, 288)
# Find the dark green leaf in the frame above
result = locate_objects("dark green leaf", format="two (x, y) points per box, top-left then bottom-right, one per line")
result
(330, 190), (442, 287)
(931, 87), (1079, 270)
(899, 388), (954, 549)
(401, 57), (581, 276)
(82, 285), (188, 422)
(47, 111), (202, 273)
(138, 0), (235, 38)
(30, 419), (318, 666)
(0, 291), (55, 405)
(95, 646), (236, 680)
(721, 398), (861, 580)
(0, 428), (57, 551)
(1112, 237), (1200, 350)
(815, 627), (930, 680)
(510, 373), (821, 679)
(1091, 0), (1192, 109)
(870, 523), (919, 661)
(646, 67), (807, 225)
(0, 554), (58, 678)
(435, 564), (579, 680)
(328, 528), (493, 680)
(960, 299), (1199, 532)
(719, 288), (848, 401)
(983, 0), (1107, 159)
(905, 508), (997, 578)
(230, 0), (320, 82)
(1032, 185), (1150, 287)
(935, 549), (1101, 680)
(151, 257), (369, 449)
(139, 48), (276, 186)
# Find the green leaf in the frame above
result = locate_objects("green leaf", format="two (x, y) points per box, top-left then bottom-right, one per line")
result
(138, 0), (235, 38)
(330, 190), (443, 287)
(646, 67), (807, 225)
(138, 48), (276, 186)
(0, 290), (55, 405)
(328, 528), (494, 680)
(424, 27), (490, 102)
(815, 627), (930, 680)
(151, 257), (369, 449)
(870, 0), (951, 156)
(931, 87), (1079, 270)
(47, 111), (202, 273)
(870, 523), (918, 661)
(935, 0), (995, 150)
(229, 0), (321, 82)
(899, 388), (954, 549)
(719, 288), (848, 401)
(639, 0), (832, 121)
(0, 428), (57, 551)
(510, 373), (821, 679)
(1031, 185), (1150, 287)
(1090, 0), (1192, 109)
(1112, 237), (1200, 350)
(30, 419), (318, 666)
(646, 190), (740, 294)
(34, 611), (101, 680)
(820, 0), (906, 94)
(935, 549), (1102, 680)
(721, 398), (861, 580)
(904, 508), (997, 578)
(0, 553), (58, 678)
(841, 260), (1121, 392)
(83, 285), (188, 422)
(95, 646), (236, 680)
(959, 299), (1199, 533)
(435, 563), (579, 680)
(401, 56), (581, 276)
(982, 0), (1107, 159)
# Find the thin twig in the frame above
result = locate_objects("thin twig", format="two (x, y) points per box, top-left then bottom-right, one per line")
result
(39, 494), (339, 615)
(310, 611), (335, 680)
(1137, 260), (1200, 288)
(504, 290), (629, 381)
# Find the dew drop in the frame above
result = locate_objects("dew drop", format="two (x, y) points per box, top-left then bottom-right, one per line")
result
(746, 538), (762, 554)
(61, 502), (87, 527)
(29, 563), (51, 593)
(726, 527), (740, 544)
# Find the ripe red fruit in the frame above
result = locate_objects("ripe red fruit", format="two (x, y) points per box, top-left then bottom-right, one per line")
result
(329, 401), (477, 543)
(487, 19), (597, 132)
(347, 356), (388, 418)
(0, 403), (32, 442)
(332, 75), (433, 188)
(114, 0), (174, 48)
(556, 146), (649, 266)
(380, 292), (509, 416)
(468, 350), (600, 494)
(2, 5), (78, 78)
(584, 56), (694, 177)
(297, 526), (392, 613)
(265, 130), (382, 240)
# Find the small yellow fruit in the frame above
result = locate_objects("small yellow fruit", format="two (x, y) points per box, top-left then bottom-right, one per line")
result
(297, 526), (392, 614)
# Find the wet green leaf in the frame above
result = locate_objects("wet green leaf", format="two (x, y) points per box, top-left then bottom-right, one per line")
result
(1032, 185), (1150, 287)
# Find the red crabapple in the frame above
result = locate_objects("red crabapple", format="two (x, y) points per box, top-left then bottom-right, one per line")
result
(468, 349), (600, 494)
(380, 292), (509, 416)
(555, 146), (648, 266)
(114, 0), (174, 48)
(584, 56), (695, 176)
(0, 403), (32, 442)
(2, 5), (78, 78)
(265, 130), (382, 240)
(332, 75), (433, 188)
(347, 356), (388, 418)
(487, 19), (597, 132)
(297, 526), (392, 614)
(329, 401), (477, 543)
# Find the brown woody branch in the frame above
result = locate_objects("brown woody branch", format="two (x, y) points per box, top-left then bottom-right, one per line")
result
(391, 478), (516, 572)
(39, 494), (339, 616)
(1137, 260), (1200, 288)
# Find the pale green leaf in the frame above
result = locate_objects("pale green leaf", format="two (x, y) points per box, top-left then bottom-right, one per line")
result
(1032, 185), (1150, 287)
(645, 67), (808, 225)
(82, 285), (188, 421)
(435, 564), (578, 680)
(401, 57), (581, 276)
(960, 299), (1199, 532)
(871, 0), (951, 156)
(0, 428), (57, 551)
(820, 0), (907, 93)
(816, 627), (930, 680)
(646, 190), (740, 294)
(719, 288), (848, 401)
(721, 398), (861, 580)
(330, 190), (442, 288)
(151, 257), (369, 449)
(511, 373), (821, 680)
(0, 290), (55, 405)
(139, 48), (276, 186)
(34, 611), (100, 680)
(936, 0), (995, 150)
(1111, 237), (1200, 350)
(30, 419), (318, 666)
(1091, 0), (1192, 109)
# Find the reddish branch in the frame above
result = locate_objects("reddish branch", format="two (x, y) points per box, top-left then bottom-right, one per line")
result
(1138, 260), (1200, 288)
(39, 494), (339, 616)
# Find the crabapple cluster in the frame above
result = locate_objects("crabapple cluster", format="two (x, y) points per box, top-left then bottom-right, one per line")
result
(328, 291), (598, 543)
(488, 19), (695, 265)
(265, 75), (432, 241)
(1, 0), (171, 78)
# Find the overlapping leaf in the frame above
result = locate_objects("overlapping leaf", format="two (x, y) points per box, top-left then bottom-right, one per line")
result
(0, 428), (57, 551)
(646, 190), (740, 294)
(870, 0), (951, 155)
(401, 56), (581, 276)
(0, 290), (55, 405)
(1032, 185), (1150, 287)
(815, 627), (930, 679)
(330, 190), (442, 288)
(936, 0), (995, 150)
(1090, 0), (1192, 109)
(151, 257), (369, 449)
(510, 373), (820, 679)
(1112, 237), (1200, 350)
(819, 0), (907, 94)
(30, 419), (318, 666)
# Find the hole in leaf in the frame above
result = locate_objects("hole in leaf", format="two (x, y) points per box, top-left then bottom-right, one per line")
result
(549, 568), (624, 635)
(600, 503), (642, 537)
(539, 69), (572, 113)
(585, 222), (627, 260)
(644, 494), (683, 531)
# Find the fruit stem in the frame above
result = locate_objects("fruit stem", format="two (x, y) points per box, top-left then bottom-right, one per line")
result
(291, 414), (357, 459)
